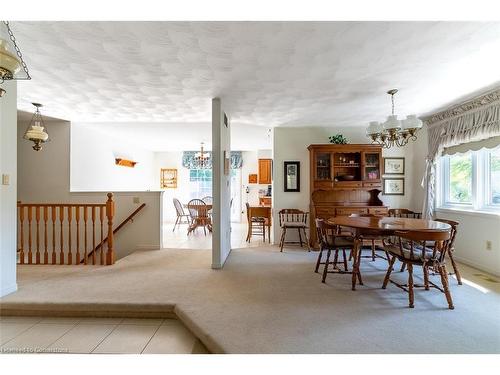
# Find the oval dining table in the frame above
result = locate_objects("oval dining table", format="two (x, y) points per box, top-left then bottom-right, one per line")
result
(326, 216), (452, 291)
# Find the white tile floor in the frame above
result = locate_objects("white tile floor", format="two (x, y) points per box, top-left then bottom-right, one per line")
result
(163, 222), (274, 249)
(0, 316), (209, 354)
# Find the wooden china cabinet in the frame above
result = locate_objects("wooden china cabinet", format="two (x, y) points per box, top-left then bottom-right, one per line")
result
(308, 144), (388, 247)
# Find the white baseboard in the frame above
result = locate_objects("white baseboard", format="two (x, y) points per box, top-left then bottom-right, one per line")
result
(454, 256), (500, 277)
(1, 282), (18, 297)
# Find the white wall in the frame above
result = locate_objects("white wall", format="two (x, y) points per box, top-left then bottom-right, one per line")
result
(0, 81), (18, 297)
(71, 123), (155, 192)
(17, 116), (161, 259)
(272, 126), (419, 242)
(212, 98), (231, 268)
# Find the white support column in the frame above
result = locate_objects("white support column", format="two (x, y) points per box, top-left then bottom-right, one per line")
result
(211, 98), (231, 268)
(0, 81), (18, 296)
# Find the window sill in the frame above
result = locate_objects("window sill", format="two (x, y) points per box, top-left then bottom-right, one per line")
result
(436, 207), (500, 218)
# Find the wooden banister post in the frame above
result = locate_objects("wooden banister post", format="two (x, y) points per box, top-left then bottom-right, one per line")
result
(106, 193), (115, 265)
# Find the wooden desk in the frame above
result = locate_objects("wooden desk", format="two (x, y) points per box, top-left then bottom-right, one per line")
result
(326, 216), (451, 290)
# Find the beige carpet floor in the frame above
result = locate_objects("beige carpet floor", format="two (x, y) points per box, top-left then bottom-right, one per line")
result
(1, 246), (499, 354)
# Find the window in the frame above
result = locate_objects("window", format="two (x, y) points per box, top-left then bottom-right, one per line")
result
(188, 169), (213, 200)
(438, 146), (500, 212)
(188, 168), (242, 222)
(448, 153), (473, 204)
(488, 148), (500, 205)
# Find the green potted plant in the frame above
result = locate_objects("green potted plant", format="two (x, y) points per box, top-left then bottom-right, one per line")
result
(329, 134), (348, 144)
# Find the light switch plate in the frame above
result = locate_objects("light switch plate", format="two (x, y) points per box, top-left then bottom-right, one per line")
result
(2, 174), (10, 185)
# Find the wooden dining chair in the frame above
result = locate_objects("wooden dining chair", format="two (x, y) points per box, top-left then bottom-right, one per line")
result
(315, 219), (355, 283)
(202, 196), (213, 217)
(202, 196), (213, 205)
(382, 229), (454, 309)
(172, 198), (191, 232)
(435, 219), (461, 285)
(347, 213), (390, 264)
(388, 208), (422, 219)
(187, 199), (211, 235)
(278, 209), (310, 252)
(246, 203), (271, 242)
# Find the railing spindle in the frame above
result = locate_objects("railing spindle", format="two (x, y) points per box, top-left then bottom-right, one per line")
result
(59, 205), (64, 265)
(67, 206), (73, 265)
(19, 205), (25, 264)
(28, 206), (33, 264)
(75, 205), (80, 264)
(43, 206), (49, 264)
(100, 206), (105, 265)
(106, 193), (115, 265)
(51, 206), (56, 264)
(92, 206), (96, 265)
(16, 194), (119, 267)
(35, 206), (41, 264)
(83, 206), (88, 265)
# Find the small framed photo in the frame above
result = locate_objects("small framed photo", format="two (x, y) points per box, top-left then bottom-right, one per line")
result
(383, 157), (405, 175)
(284, 161), (300, 192)
(383, 178), (405, 195)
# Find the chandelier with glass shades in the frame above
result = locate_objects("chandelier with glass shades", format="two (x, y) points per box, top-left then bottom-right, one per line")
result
(194, 142), (210, 168)
(366, 89), (423, 148)
(23, 103), (49, 151)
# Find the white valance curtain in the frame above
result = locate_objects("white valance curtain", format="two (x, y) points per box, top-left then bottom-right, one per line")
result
(442, 135), (500, 156)
(422, 89), (500, 218)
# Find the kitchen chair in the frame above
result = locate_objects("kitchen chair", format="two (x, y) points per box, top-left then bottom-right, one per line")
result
(347, 213), (390, 264)
(246, 203), (271, 242)
(435, 219), (461, 285)
(382, 229), (454, 309)
(388, 208), (422, 219)
(278, 209), (310, 252)
(187, 199), (212, 235)
(172, 198), (191, 232)
(315, 219), (356, 283)
(202, 196), (213, 217)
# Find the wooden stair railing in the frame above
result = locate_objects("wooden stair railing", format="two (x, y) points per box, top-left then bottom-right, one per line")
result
(17, 193), (115, 266)
(81, 203), (146, 264)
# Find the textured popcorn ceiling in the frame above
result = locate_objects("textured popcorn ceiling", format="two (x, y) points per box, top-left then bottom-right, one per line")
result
(11, 21), (500, 127)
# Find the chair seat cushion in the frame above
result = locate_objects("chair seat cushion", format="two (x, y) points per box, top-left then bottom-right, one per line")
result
(282, 221), (306, 228)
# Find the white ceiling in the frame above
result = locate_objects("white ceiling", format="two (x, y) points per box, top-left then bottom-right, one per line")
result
(11, 21), (500, 127)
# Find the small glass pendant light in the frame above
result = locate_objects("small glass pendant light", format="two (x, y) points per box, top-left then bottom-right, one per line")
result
(23, 103), (49, 151)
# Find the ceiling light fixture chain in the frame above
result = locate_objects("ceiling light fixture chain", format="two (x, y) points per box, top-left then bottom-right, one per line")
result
(4, 21), (29, 76)
(2, 21), (31, 82)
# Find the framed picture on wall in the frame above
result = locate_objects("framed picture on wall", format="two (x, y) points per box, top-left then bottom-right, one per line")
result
(284, 161), (300, 192)
(383, 178), (405, 195)
(383, 157), (405, 175)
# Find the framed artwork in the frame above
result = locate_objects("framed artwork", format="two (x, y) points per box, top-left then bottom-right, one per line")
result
(383, 178), (405, 195)
(160, 168), (177, 189)
(383, 157), (405, 175)
(284, 161), (300, 192)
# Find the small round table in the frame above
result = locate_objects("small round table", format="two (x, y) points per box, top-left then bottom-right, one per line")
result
(326, 216), (451, 290)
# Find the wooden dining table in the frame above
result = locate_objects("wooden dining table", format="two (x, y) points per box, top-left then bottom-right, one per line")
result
(186, 204), (213, 235)
(326, 216), (452, 291)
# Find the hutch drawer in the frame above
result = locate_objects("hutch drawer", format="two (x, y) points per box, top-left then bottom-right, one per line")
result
(368, 207), (389, 215)
(335, 207), (369, 216)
